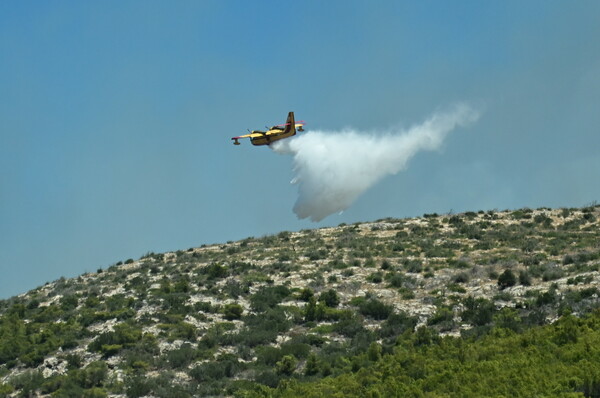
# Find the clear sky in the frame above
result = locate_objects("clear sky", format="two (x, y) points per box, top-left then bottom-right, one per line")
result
(1, 1), (599, 299)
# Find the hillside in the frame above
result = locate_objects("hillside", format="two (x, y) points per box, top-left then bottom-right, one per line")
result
(1, 205), (599, 397)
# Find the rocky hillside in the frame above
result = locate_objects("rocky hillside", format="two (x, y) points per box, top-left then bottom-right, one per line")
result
(1, 205), (599, 397)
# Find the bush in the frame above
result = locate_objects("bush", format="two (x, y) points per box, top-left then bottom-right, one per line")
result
(535, 288), (558, 307)
(126, 375), (152, 397)
(453, 272), (470, 284)
(358, 298), (393, 320)
(0, 384), (13, 395)
(276, 355), (297, 375)
(498, 270), (516, 289)
(203, 263), (228, 280)
(299, 287), (314, 301)
(367, 272), (383, 283)
(223, 303), (244, 320)
(304, 353), (320, 376)
(190, 359), (239, 382)
(319, 289), (339, 308)
(333, 317), (366, 338)
(238, 307), (291, 346)
(250, 285), (291, 312)
(254, 370), (281, 388)
(519, 270), (532, 286)
(306, 249), (328, 261)
(404, 260), (423, 273)
(255, 346), (283, 366)
(387, 273), (405, 288)
(542, 267), (564, 282)
(379, 312), (418, 339)
(462, 296), (495, 326)
(281, 342), (310, 359)
(427, 307), (454, 326)
(88, 323), (142, 357)
(9, 370), (44, 397)
(165, 343), (196, 369)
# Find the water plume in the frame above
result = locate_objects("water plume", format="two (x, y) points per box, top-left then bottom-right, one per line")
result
(272, 104), (480, 221)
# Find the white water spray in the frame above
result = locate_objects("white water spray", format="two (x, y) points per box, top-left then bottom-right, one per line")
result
(272, 104), (480, 221)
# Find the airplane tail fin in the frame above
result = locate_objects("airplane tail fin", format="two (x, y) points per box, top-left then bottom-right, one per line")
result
(284, 112), (295, 133)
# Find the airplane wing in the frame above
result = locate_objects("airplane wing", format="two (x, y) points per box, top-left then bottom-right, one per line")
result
(231, 132), (263, 140)
(231, 131), (265, 145)
(265, 129), (284, 136)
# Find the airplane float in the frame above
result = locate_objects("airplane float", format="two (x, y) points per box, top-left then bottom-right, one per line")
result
(231, 112), (305, 146)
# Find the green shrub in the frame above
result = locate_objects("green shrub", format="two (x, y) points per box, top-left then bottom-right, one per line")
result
(378, 312), (418, 339)
(203, 263), (228, 280)
(404, 260), (423, 273)
(519, 270), (532, 286)
(223, 303), (244, 320)
(358, 298), (393, 320)
(190, 356), (241, 382)
(387, 273), (405, 288)
(125, 375), (152, 398)
(319, 289), (339, 308)
(254, 370), (281, 388)
(88, 323), (142, 357)
(333, 317), (366, 338)
(9, 370), (44, 396)
(497, 269), (516, 289)
(256, 346), (283, 366)
(453, 272), (470, 284)
(250, 285), (291, 312)
(447, 283), (467, 293)
(298, 287), (314, 302)
(304, 353), (320, 376)
(542, 267), (564, 282)
(165, 343), (196, 369)
(462, 296), (495, 326)
(0, 383), (13, 395)
(276, 355), (297, 375)
(367, 272), (383, 283)
(238, 307), (291, 346)
(306, 249), (328, 261)
(427, 307), (454, 326)
(281, 342), (310, 359)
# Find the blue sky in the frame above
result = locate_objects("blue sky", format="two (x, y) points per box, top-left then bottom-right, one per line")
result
(1, 1), (599, 298)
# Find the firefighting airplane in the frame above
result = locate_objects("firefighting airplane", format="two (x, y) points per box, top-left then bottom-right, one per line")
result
(231, 112), (305, 146)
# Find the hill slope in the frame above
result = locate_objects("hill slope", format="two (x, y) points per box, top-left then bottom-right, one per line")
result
(1, 205), (599, 397)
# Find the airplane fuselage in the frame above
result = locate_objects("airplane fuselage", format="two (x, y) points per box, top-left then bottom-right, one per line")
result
(249, 128), (295, 146)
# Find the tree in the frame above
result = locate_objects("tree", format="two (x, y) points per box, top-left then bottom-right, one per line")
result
(304, 297), (317, 322)
(367, 342), (382, 362)
(304, 353), (320, 376)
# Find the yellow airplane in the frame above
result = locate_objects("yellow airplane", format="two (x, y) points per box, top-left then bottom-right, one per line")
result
(232, 112), (305, 146)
